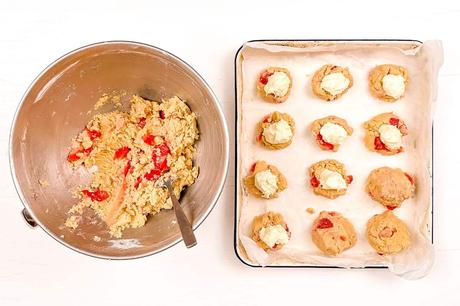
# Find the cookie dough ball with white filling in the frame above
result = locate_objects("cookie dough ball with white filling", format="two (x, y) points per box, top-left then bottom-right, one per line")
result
(251, 211), (291, 251)
(310, 116), (353, 151)
(256, 112), (295, 149)
(311, 65), (353, 101)
(256, 67), (292, 103)
(311, 211), (357, 256)
(365, 167), (415, 210)
(243, 161), (287, 199)
(366, 211), (410, 255)
(363, 112), (408, 155)
(308, 159), (353, 199)
(369, 64), (408, 102)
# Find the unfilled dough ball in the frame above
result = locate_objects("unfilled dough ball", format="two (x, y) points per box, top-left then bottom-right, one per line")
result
(311, 211), (357, 256)
(365, 167), (415, 209)
(366, 210), (410, 255)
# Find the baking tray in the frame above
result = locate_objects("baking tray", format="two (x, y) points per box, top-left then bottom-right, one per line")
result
(234, 39), (436, 270)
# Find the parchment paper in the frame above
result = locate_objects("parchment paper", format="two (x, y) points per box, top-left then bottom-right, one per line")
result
(235, 40), (443, 279)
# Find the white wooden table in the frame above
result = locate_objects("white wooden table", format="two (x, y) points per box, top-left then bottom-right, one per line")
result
(1, 1), (459, 305)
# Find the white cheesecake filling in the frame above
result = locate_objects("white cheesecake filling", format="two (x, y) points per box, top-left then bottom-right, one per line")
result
(254, 170), (279, 198)
(259, 224), (289, 248)
(319, 169), (347, 190)
(264, 71), (290, 97)
(378, 124), (402, 149)
(382, 74), (405, 99)
(320, 72), (350, 96)
(319, 122), (348, 145)
(262, 119), (293, 144)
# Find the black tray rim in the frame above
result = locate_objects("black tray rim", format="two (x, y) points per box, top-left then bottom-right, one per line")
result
(233, 39), (433, 269)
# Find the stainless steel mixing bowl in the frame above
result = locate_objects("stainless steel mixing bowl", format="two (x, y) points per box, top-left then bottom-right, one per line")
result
(9, 41), (229, 259)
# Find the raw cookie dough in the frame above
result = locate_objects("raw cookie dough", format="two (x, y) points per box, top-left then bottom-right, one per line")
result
(256, 67), (292, 103)
(369, 64), (408, 102)
(243, 161), (287, 199)
(65, 95), (199, 238)
(251, 211), (291, 251)
(365, 167), (415, 210)
(256, 111), (295, 149)
(310, 116), (353, 151)
(311, 64), (353, 101)
(308, 159), (352, 199)
(311, 211), (357, 256)
(366, 211), (410, 255)
(363, 112), (408, 155)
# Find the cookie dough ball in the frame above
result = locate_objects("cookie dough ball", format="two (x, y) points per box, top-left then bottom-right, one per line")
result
(311, 65), (353, 101)
(310, 116), (353, 151)
(311, 211), (357, 256)
(256, 67), (292, 103)
(256, 112), (295, 149)
(252, 211), (291, 251)
(366, 167), (415, 210)
(363, 112), (408, 155)
(369, 64), (408, 102)
(308, 159), (353, 199)
(243, 161), (287, 199)
(366, 211), (410, 255)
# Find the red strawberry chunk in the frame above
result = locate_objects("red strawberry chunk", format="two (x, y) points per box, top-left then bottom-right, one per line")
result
(159, 110), (165, 119)
(374, 137), (389, 151)
(405, 173), (414, 185)
(114, 147), (130, 160)
(144, 168), (162, 181)
(389, 117), (400, 126)
(310, 176), (320, 187)
(82, 188), (109, 202)
(143, 134), (155, 145)
(86, 128), (101, 141)
(67, 147), (93, 162)
(138, 117), (146, 128)
(259, 71), (273, 85)
(346, 175), (353, 184)
(134, 176), (142, 189)
(317, 134), (334, 150)
(316, 218), (333, 229)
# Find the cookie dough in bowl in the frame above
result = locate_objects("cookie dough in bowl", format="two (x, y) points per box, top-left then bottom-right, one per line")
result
(65, 95), (199, 238)
(366, 211), (410, 255)
(311, 211), (357, 256)
(251, 211), (291, 251)
(369, 64), (408, 102)
(310, 116), (353, 151)
(243, 161), (287, 199)
(363, 112), (408, 155)
(256, 67), (292, 103)
(256, 111), (295, 149)
(366, 167), (415, 210)
(311, 64), (353, 101)
(308, 159), (353, 199)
